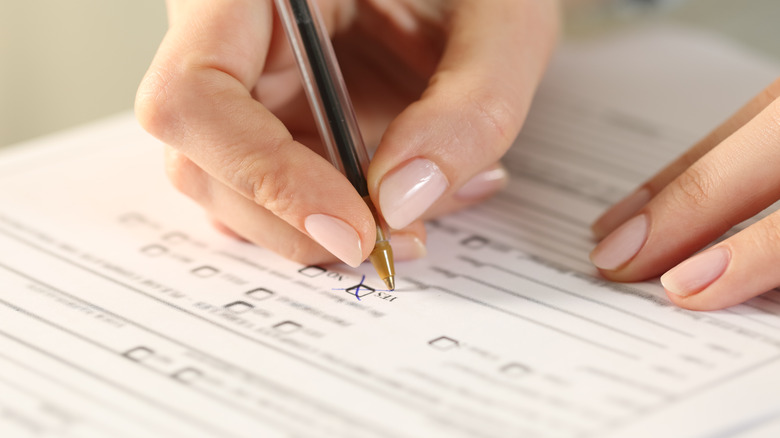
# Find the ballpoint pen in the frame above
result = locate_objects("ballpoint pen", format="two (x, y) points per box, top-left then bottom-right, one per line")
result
(273, 0), (395, 290)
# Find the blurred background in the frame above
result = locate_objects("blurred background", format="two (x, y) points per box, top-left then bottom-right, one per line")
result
(1, 0), (779, 148)
(0, 1), (166, 147)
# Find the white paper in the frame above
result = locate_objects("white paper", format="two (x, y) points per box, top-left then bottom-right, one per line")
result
(1, 25), (779, 438)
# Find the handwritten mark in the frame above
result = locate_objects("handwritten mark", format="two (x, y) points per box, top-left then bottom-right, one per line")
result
(332, 275), (391, 300)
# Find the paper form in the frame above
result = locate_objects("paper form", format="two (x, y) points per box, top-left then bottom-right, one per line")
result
(1, 25), (779, 438)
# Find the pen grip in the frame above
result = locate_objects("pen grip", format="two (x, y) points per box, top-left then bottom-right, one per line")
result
(274, 0), (371, 197)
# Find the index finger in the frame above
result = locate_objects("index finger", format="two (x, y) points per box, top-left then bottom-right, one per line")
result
(136, 0), (377, 267)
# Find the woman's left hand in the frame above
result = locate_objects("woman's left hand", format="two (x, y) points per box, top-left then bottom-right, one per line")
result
(590, 78), (780, 310)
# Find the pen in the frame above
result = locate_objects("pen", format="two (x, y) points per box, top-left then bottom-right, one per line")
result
(274, 0), (395, 290)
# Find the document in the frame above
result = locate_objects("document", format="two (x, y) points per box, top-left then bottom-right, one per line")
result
(1, 26), (779, 438)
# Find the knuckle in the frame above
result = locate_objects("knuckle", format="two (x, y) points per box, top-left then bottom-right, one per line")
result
(233, 153), (296, 218)
(753, 213), (780, 253)
(669, 165), (718, 210)
(465, 88), (521, 148)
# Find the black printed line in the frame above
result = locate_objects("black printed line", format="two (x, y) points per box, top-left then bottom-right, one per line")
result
(523, 91), (692, 159)
(518, 132), (640, 180)
(453, 209), (589, 269)
(461, 256), (691, 338)
(0, 362), (137, 438)
(490, 195), (592, 238)
(493, 191), (591, 228)
(458, 273), (667, 349)
(473, 202), (593, 253)
(0, 264), (405, 438)
(599, 354), (780, 438)
(0, 229), (418, 438)
(0, 325), (232, 438)
(431, 283), (638, 360)
(724, 307), (780, 331)
(752, 294), (780, 309)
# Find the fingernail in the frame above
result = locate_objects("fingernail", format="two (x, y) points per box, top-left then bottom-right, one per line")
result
(455, 165), (509, 201)
(304, 214), (363, 268)
(390, 232), (427, 260)
(590, 214), (649, 270)
(379, 158), (448, 230)
(592, 188), (651, 240)
(661, 247), (730, 297)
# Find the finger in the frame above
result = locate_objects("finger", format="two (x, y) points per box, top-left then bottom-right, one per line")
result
(165, 146), (428, 263)
(421, 163), (509, 221)
(660, 211), (780, 310)
(590, 96), (780, 282)
(592, 77), (780, 239)
(209, 217), (248, 242)
(367, 0), (559, 230)
(137, 0), (375, 267)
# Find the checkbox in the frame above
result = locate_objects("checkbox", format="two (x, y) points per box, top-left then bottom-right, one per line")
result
(500, 363), (531, 378)
(123, 346), (154, 362)
(163, 232), (189, 244)
(172, 367), (202, 384)
(119, 213), (146, 225)
(428, 336), (460, 351)
(140, 244), (168, 257)
(224, 301), (254, 314)
(245, 288), (274, 301)
(346, 283), (375, 299)
(298, 266), (326, 278)
(191, 265), (219, 278)
(273, 321), (302, 333)
(461, 235), (489, 249)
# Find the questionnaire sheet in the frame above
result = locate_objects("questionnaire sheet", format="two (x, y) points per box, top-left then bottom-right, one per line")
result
(1, 26), (780, 438)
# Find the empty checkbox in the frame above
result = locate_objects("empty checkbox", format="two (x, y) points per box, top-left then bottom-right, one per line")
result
(500, 363), (531, 378)
(191, 266), (220, 278)
(428, 336), (460, 351)
(123, 346), (154, 362)
(273, 321), (302, 333)
(461, 235), (489, 249)
(119, 213), (146, 225)
(163, 232), (189, 244)
(245, 288), (274, 301)
(224, 301), (254, 314)
(172, 367), (202, 384)
(298, 266), (326, 278)
(140, 244), (168, 257)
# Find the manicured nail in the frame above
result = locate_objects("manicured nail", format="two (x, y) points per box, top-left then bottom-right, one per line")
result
(590, 214), (649, 270)
(592, 188), (651, 240)
(661, 247), (730, 297)
(455, 165), (509, 201)
(379, 158), (448, 230)
(304, 214), (363, 268)
(390, 232), (427, 260)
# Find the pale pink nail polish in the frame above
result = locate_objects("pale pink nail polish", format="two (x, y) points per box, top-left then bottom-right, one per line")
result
(455, 166), (509, 201)
(590, 214), (649, 270)
(304, 214), (363, 268)
(379, 158), (449, 230)
(390, 233), (427, 261)
(592, 188), (652, 240)
(661, 247), (730, 297)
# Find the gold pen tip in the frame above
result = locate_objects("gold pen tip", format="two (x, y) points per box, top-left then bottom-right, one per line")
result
(383, 276), (395, 291)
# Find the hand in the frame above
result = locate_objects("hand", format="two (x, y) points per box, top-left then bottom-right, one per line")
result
(136, 0), (559, 268)
(590, 78), (780, 310)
